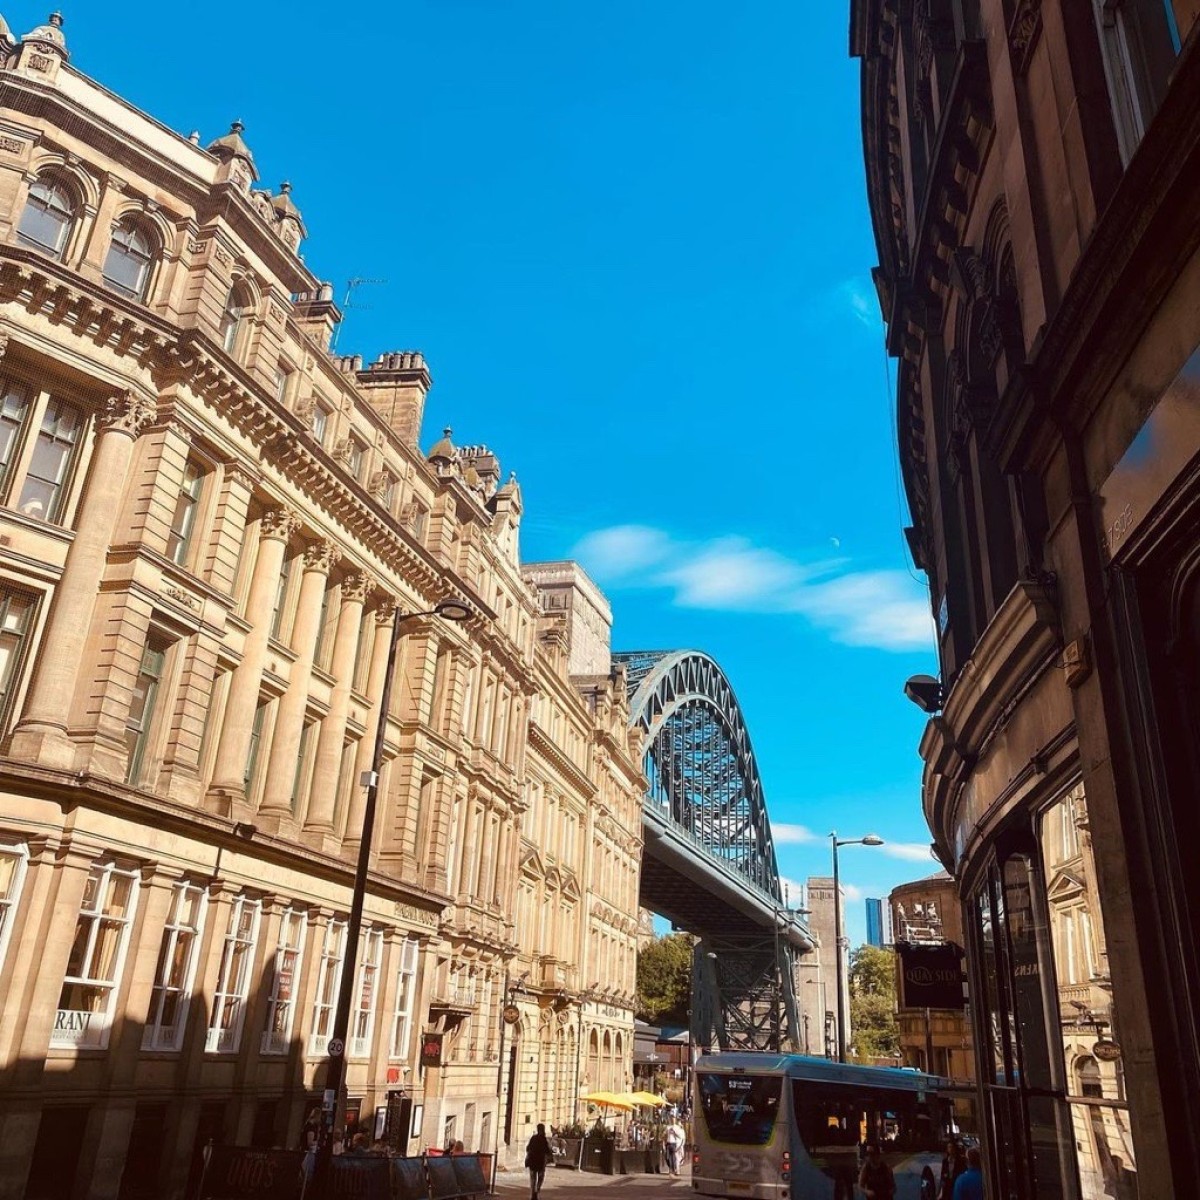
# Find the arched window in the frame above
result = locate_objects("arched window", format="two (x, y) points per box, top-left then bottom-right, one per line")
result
(16, 176), (77, 259)
(102, 218), (157, 301)
(218, 280), (255, 357)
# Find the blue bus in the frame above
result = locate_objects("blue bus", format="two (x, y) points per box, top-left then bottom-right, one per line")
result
(692, 1053), (955, 1199)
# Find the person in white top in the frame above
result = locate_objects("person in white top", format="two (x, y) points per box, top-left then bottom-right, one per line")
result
(664, 1120), (685, 1175)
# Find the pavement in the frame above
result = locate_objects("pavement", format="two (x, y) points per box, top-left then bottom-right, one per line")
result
(494, 1163), (693, 1199)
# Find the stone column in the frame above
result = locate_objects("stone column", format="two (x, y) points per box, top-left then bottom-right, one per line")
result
(206, 507), (301, 811)
(303, 572), (374, 842)
(259, 541), (337, 819)
(345, 599), (396, 848)
(9, 390), (158, 769)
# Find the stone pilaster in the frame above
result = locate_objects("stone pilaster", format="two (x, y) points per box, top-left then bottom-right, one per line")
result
(303, 571), (373, 846)
(9, 390), (158, 770)
(206, 507), (301, 814)
(345, 598), (396, 849)
(203, 464), (257, 596)
(258, 540), (337, 823)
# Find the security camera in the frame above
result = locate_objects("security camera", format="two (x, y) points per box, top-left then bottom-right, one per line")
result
(903, 674), (943, 713)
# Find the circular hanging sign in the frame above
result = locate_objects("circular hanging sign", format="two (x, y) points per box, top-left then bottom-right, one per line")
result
(1093, 1040), (1122, 1062)
(327, 1037), (345, 1057)
(502, 1004), (521, 1026)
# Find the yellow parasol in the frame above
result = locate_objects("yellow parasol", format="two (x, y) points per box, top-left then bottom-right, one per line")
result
(626, 1091), (668, 1108)
(581, 1090), (635, 1113)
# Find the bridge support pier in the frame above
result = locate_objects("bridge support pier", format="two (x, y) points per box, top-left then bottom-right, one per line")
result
(692, 934), (801, 1052)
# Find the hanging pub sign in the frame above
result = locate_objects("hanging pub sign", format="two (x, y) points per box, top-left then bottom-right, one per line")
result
(502, 1003), (521, 1025)
(897, 942), (966, 1010)
(420, 1030), (444, 1068)
(1093, 1040), (1122, 1062)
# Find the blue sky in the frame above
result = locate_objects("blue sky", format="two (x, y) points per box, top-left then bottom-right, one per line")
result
(29, 1), (943, 945)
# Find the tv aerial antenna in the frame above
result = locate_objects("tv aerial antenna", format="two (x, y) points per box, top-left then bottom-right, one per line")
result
(330, 276), (387, 351)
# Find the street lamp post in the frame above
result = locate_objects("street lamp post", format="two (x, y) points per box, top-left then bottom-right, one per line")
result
(315, 599), (471, 1189)
(829, 831), (884, 1064)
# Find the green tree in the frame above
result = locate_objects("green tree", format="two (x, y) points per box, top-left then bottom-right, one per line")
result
(636, 932), (693, 1025)
(848, 944), (899, 1060)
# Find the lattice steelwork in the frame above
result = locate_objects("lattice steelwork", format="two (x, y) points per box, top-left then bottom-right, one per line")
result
(617, 650), (800, 1051)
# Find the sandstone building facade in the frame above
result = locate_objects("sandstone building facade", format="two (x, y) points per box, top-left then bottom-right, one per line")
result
(0, 13), (644, 1198)
(888, 872), (973, 1082)
(855, 0), (1200, 1196)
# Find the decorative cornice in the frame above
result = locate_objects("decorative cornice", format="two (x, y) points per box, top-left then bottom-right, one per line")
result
(0, 247), (476, 611)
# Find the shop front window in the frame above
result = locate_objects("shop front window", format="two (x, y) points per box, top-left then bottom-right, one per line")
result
(1041, 785), (1139, 1200)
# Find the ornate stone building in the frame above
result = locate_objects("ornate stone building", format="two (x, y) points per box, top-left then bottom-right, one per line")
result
(888, 872), (973, 1082)
(855, 0), (1200, 1196)
(0, 14), (644, 1198)
(508, 563), (643, 1137)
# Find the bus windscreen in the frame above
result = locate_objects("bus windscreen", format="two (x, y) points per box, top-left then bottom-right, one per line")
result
(697, 1073), (782, 1145)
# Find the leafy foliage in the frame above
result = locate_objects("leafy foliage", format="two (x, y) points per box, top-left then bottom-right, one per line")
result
(636, 932), (693, 1025)
(848, 944), (899, 1060)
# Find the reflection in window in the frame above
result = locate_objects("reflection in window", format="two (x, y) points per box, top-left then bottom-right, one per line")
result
(0, 842), (29, 976)
(262, 907), (306, 1054)
(125, 636), (168, 784)
(55, 863), (139, 1048)
(166, 460), (204, 566)
(0, 589), (37, 732)
(219, 281), (255, 356)
(17, 177), (76, 258)
(350, 927), (383, 1058)
(0, 383), (31, 489)
(17, 398), (84, 523)
(143, 882), (205, 1051)
(206, 895), (261, 1053)
(103, 220), (156, 301)
(1040, 784), (1138, 1198)
(311, 917), (346, 1054)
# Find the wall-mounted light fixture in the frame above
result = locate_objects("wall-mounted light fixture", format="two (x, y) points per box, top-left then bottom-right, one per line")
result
(903, 674), (943, 713)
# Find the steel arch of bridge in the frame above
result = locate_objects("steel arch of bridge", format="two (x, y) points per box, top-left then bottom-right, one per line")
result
(616, 650), (801, 1052)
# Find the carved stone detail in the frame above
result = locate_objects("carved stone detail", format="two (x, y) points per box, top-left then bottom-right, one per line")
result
(340, 572), (375, 605)
(260, 507), (302, 542)
(1009, 0), (1043, 75)
(375, 597), (397, 625)
(97, 391), (157, 439)
(303, 539), (338, 574)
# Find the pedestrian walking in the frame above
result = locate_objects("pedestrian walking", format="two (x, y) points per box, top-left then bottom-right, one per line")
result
(664, 1118), (685, 1175)
(526, 1122), (553, 1200)
(940, 1139), (967, 1200)
(858, 1143), (896, 1200)
(952, 1147), (985, 1200)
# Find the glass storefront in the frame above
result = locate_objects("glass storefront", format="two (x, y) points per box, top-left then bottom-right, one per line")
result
(967, 780), (1138, 1200)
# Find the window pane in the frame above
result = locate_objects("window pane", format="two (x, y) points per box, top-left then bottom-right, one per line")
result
(166, 461), (203, 565)
(102, 224), (153, 300)
(17, 399), (84, 523)
(17, 180), (74, 257)
(0, 384), (31, 481)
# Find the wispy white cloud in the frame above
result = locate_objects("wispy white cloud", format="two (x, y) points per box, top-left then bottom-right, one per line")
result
(842, 882), (865, 903)
(773, 823), (822, 845)
(573, 524), (672, 578)
(833, 277), (880, 329)
(573, 525), (933, 653)
(779, 877), (809, 907)
(882, 841), (937, 864)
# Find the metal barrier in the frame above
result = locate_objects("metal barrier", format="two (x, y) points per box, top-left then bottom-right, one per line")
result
(197, 1148), (492, 1200)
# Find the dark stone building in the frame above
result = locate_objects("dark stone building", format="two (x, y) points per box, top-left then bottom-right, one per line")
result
(852, 2), (1200, 1197)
